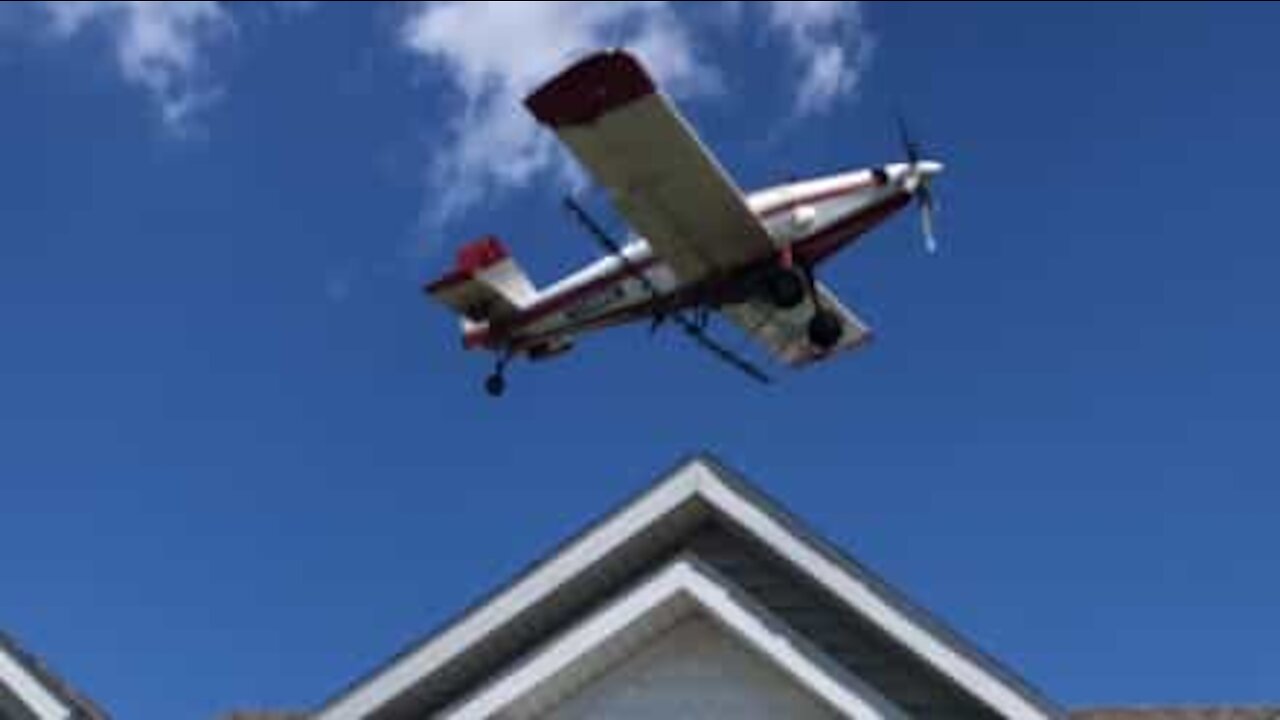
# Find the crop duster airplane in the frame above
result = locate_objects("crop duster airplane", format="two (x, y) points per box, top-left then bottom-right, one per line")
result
(427, 50), (944, 396)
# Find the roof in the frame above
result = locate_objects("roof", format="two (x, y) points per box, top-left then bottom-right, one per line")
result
(0, 630), (110, 720)
(441, 554), (909, 720)
(1072, 709), (1280, 720)
(315, 453), (1065, 720)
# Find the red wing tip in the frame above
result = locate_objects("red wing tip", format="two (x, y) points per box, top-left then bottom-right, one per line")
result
(525, 48), (656, 127)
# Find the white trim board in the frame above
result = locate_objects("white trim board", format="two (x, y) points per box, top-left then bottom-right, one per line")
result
(317, 457), (1059, 720)
(700, 475), (1053, 720)
(0, 645), (72, 720)
(317, 469), (702, 720)
(441, 555), (907, 720)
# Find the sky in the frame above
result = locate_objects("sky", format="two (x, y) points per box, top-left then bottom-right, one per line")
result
(2, 2), (1279, 718)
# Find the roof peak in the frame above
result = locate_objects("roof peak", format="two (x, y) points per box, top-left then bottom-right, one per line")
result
(317, 453), (1063, 720)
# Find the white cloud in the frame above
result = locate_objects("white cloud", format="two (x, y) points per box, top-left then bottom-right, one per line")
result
(762, 1), (871, 116)
(274, 0), (317, 13)
(400, 1), (716, 222)
(40, 1), (232, 130)
(401, 1), (872, 224)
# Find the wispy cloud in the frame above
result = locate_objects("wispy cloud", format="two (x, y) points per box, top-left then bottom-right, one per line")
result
(273, 0), (317, 13)
(401, 1), (872, 226)
(400, 1), (717, 223)
(39, 1), (233, 130)
(761, 1), (872, 117)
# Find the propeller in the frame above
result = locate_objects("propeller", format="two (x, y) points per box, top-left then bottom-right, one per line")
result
(896, 114), (940, 255)
(919, 185), (938, 255)
(563, 196), (771, 385)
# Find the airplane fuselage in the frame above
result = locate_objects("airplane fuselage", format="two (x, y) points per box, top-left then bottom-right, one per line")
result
(467, 163), (933, 355)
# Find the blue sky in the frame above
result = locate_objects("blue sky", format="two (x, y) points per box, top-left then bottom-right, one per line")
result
(3, 2), (1279, 718)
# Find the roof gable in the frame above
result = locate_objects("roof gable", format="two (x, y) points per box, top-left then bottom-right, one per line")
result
(0, 632), (108, 720)
(524, 611), (840, 720)
(317, 455), (1061, 720)
(441, 556), (905, 720)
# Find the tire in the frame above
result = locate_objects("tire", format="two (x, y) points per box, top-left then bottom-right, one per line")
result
(484, 373), (506, 397)
(807, 310), (843, 349)
(765, 269), (805, 310)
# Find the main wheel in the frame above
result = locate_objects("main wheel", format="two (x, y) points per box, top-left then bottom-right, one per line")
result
(484, 373), (506, 397)
(764, 268), (805, 310)
(807, 310), (843, 350)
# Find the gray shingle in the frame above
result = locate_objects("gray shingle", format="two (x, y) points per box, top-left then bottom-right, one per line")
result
(1073, 708), (1280, 720)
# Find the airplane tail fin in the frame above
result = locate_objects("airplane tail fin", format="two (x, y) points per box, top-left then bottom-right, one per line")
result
(425, 236), (537, 347)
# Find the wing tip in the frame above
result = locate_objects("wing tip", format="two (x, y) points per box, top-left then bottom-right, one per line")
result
(524, 48), (656, 128)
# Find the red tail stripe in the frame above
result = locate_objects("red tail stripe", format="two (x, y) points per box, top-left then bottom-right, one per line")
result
(425, 236), (510, 295)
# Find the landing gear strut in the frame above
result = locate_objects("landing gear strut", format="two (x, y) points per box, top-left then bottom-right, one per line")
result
(800, 267), (843, 351)
(485, 352), (513, 398)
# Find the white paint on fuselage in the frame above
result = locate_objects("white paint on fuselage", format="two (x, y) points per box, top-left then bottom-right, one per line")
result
(509, 163), (938, 349)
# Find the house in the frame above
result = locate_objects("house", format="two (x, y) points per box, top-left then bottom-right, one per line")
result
(309, 453), (1061, 719)
(303, 454), (1278, 718)
(8, 455), (1276, 719)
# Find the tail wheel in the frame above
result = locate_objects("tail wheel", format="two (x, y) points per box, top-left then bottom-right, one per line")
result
(807, 310), (843, 350)
(764, 268), (805, 309)
(485, 351), (512, 397)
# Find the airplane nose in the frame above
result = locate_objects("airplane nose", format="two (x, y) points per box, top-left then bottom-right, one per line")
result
(883, 160), (944, 183)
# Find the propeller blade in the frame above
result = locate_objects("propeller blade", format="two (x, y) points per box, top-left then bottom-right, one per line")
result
(919, 185), (938, 254)
(895, 114), (943, 254)
(896, 113), (920, 166)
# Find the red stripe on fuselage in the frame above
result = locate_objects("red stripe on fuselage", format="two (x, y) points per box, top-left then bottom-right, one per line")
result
(793, 192), (912, 266)
(505, 292), (676, 352)
(466, 189), (911, 350)
(465, 256), (661, 349)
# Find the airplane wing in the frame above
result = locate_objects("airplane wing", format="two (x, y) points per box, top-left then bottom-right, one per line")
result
(722, 281), (873, 367)
(525, 50), (776, 284)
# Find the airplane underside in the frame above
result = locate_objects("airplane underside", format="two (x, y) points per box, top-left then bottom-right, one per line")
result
(425, 48), (940, 398)
(473, 198), (909, 396)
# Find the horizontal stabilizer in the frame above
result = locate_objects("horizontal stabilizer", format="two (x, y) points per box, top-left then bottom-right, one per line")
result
(426, 236), (536, 325)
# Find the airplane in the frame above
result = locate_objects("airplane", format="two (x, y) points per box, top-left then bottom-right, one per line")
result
(425, 49), (943, 397)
